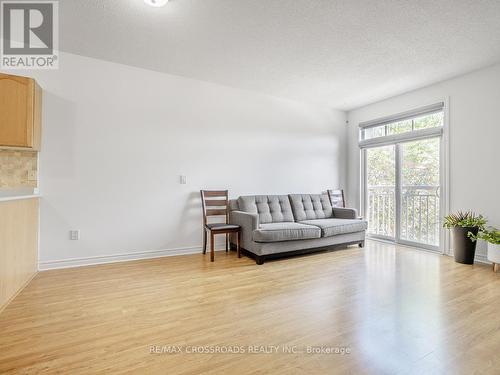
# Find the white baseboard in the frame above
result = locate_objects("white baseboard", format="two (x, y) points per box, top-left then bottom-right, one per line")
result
(368, 238), (491, 264)
(38, 246), (203, 271)
(37, 242), (492, 271)
(447, 248), (491, 264)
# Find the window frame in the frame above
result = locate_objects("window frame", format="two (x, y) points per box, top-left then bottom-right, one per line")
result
(358, 100), (450, 255)
(359, 102), (444, 148)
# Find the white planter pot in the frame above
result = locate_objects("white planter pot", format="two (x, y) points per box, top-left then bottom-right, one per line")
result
(487, 243), (500, 264)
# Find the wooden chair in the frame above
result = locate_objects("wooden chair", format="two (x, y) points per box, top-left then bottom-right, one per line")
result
(327, 189), (346, 208)
(327, 189), (364, 220)
(200, 190), (241, 262)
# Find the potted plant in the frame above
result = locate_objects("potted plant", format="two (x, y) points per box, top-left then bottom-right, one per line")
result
(443, 211), (486, 264)
(470, 227), (500, 272)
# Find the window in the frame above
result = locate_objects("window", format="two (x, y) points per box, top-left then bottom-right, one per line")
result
(359, 103), (444, 144)
(360, 102), (446, 251)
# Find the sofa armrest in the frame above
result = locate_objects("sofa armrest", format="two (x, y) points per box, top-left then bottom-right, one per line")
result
(229, 210), (259, 248)
(333, 207), (358, 220)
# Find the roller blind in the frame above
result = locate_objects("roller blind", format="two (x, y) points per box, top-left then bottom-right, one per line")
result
(359, 102), (444, 129)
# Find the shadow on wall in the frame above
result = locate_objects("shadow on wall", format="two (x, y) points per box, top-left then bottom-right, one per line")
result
(172, 191), (204, 249)
(475, 240), (488, 258)
(40, 92), (77, 180)
(173, 191), (235, 250)
(38, 92), (78, 262)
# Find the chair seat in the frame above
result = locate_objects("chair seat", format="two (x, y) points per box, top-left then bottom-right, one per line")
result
(206, 223), (240, 231)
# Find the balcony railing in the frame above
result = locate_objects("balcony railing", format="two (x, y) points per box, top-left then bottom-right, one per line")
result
(367, 185), (440, 246)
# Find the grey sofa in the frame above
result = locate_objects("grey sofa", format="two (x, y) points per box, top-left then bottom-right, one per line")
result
(229, 194), (367, 264)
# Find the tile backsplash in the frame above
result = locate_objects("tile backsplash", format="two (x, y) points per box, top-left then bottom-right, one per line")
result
(0, 150), (38, 188)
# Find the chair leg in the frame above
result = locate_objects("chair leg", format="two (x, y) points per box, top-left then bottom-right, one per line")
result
(237, 231), (241, 258)
(210, 232), (215, 262)
(203, 229), (207, 254)
(226, 233), (229, 252)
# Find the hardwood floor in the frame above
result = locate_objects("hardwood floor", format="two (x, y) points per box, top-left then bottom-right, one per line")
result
(1, 240), (499, 374)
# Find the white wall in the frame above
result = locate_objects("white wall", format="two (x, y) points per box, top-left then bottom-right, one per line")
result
(347, 63), (500, 257)
(3, 53), (347, 268)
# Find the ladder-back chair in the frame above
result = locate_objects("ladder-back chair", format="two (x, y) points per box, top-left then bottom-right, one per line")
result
(200, 190), (241, 262)
(327, 189), (346, 208)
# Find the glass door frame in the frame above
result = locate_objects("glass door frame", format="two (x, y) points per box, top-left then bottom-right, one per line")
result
(363, 144), (397, 242)
(359, 103), (449, 254)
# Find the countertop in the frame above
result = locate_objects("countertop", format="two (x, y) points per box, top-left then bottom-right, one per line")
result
(0, 188), (40, 202)
(0, 194), (40, 202)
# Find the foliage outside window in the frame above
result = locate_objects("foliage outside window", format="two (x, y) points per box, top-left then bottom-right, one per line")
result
(366, 138), (440, 245)
(361, 112), (443, 141)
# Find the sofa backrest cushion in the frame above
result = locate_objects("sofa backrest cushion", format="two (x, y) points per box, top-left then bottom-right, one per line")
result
(237, 195), (294, 223)
(289, 194), (333, 221)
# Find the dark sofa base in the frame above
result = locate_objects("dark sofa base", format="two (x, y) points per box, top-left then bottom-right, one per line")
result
(231, 240), (365, 265)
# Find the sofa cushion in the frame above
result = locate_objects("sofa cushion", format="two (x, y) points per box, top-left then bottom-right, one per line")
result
(237, 195), (294, 224)
(300, 218), (368, 238)
(289, 194), (333, 221)
(252, 222), (321, 243)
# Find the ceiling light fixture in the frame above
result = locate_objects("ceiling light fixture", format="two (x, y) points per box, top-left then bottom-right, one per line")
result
(144, 0), (168, 7)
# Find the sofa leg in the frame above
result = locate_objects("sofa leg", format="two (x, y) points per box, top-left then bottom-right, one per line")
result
(359, 241), (365, 248)
(256, 256), (264, 265)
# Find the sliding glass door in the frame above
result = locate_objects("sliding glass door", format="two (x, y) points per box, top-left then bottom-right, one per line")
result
(366, 145), (396, 239)
(400, 138), (440, 247)
(364, 139), (441, 249)
(360, 103), (444, 251)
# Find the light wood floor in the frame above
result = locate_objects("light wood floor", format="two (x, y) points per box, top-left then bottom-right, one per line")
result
(1, 240), (500, 375)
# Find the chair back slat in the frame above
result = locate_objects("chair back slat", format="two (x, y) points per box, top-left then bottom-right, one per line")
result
(327, 189), (346, 208)
(206, 209), (227, 216)
(205, 200), (227, 207)
(203, 191), (227, 197)
(200, 190), (229, 225)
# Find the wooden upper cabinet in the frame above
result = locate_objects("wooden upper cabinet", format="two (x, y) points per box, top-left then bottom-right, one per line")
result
(0, 73), (42, 150)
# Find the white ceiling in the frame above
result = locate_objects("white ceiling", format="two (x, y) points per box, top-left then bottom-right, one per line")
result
(60, 0), (500, 110)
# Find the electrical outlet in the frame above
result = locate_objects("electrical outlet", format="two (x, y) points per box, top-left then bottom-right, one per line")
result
(28, 170), (37, 181)
(180, 175), (187, 185)
(70, 230), (80, 240)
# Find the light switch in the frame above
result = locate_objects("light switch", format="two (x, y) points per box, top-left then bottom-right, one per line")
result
(180, 175), (187, 185)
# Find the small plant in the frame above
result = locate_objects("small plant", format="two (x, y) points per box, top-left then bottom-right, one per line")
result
(469, 227), (500, 245)
(443, 211), (486, 229)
